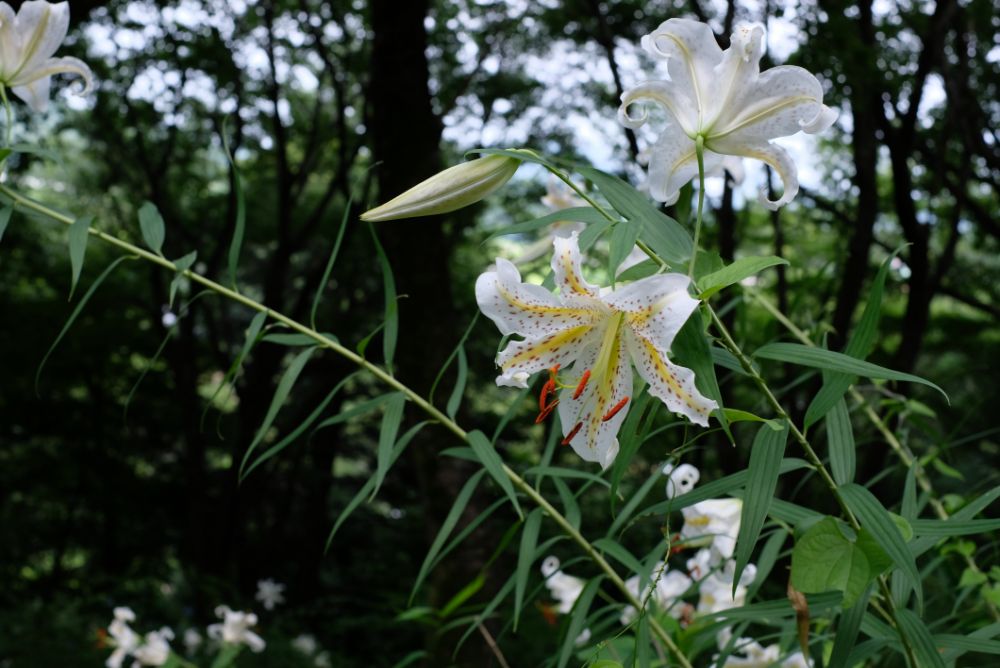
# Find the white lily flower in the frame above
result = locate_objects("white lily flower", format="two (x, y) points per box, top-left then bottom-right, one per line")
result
(182, 628), (202, 654)
(0, 1), (94, 112)
(476, 231), (718, 468)
(207, 606), (266, 653)
(685, 547), (716, 581)
(105, 607), (140, 668)
(681, 498), (742, 559)
(620, 561), (693, 625)
(131, 627), (173, 667)
(716, 629), (810, 667)
(540, 556), (585, 614)
(292, 633), (319, 655)
(620, 18), (837, 210)
(696, 562), (756, 615)
(663, 462), (700, 499)
(254, 578), (286, 610)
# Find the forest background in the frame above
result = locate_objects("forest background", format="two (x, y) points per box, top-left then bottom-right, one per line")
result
(0, 0), (998, 666)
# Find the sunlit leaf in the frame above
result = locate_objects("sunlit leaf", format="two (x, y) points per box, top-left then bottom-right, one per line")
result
(67, 215), (92, 299)
(138, 201), (166, 256)
(467, 430), (522, 519)
(311, 199), (351, 329)
(698, 256), (788, 299)
(827, 398), (856, 485)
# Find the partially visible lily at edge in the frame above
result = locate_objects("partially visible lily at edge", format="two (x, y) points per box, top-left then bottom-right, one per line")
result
(0, 1), (94, 112)
(476, 231), (717, 468)
(619, 18), (837, 210)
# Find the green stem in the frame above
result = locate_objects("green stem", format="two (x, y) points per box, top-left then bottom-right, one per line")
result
(1, 182), (693, 668)
(0, 85), (12, 148)
(688, 135), (705, 279)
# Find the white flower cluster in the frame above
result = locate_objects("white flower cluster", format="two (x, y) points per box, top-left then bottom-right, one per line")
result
(104, 607), (174, 668)
(538, 463), (810, 665)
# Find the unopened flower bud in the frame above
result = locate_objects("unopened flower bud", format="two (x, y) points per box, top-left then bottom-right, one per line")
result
(361, 154), (520, 222)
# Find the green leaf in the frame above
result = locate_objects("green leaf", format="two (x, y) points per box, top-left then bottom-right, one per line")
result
(201, 311), (267, 429)
(804, 249), (901, 426)
(371, 392), (406, 499)
(168, 250), (197, 308)
(369, 224), (398, 374)
(242, 374), (356, 479)
(439, 573), (486, 618)
(790, 516), (873, 608)
(263, 332), (337, 347)
(608, 219), (641, 279)
(909, 518), (1000, 536)
(209, 644), (242, 668)
(828, 585), (873, 668)
(239, 347), (317, 480)
(747, 528), (788, 599)
(896, 608), (946, 668)
(734, 419), (789, 588)
(514, 508), (543, 631)
(616, 259), (659, 282)
(222, 120), (246, 288)
(840, 483), (923, 611)
(123, 328), (174, 423)
(326, 421), (429, 550)
(67, 215), (92, 299)
(698, 256), (789, 299)
(936, 631), (1000, 658)
(827, 398), (856, 485)
(310, 199), (351, 329)
(429, 313), (479, 408)
(467, 430), (522, 519)
(484, 206), (608, 242)
(591, 538), (644, 579)
(410, 469), (487, 602)
(607, 455), (665, 538)
(553, 477), (581, 530)
(0, 205), (12, 244)
(137, 201), (166, 256)
(576, 166), (692, 264)
(754, 343), (948, 401)
(37, 256), (131, 394)
(578, 217), (612, 252)
(466, 146), (552, 168)
(445, 347), (467, 420)
(522, 465), (610, 488)
(672, 307), (731, 440)
(313, 393), (394, 433)
(557, 577), (602, 668)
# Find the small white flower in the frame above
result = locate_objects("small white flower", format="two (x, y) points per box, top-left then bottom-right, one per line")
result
(314, 651), (333, 668)
(685, 547), (715, 581)
(182, 628), (202, 654)
(574, 627), (592, 646)
(255, 578), (286, 610)
(131, 627), (173, 666)
(620, 561), (692, 625)
(161, 311), (178, 328)
(105, 608), (139, 668)
(0, 1), (94, 111)
(696, 562), (756, 615)
(540, 556), (585, 614)
(663, 462), (700, 499)
(207, 606), (266, 653)
(681, 498), (742, 559)
(292, 634), (319, 655)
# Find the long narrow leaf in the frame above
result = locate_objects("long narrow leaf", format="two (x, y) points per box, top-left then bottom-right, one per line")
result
(484, 206), (607, 241)
(673, 307), (731, 440)
(310, 199), (351, 328)
(326, 421), (429, 552)
(514, 508), (543, 631)
(557, 577), (602, 668)
(467, 430), (522, 519)
(67, 215), (92, 299)
(369, 224), (398, 374)
(828, 585), (873, 668)
(313, 393), (393, 433)
(169, 250), (197, 308)
(239, 347), (317, 480)
(909, 518), (1000, 536)
(222, 121), (246, 288)
(409, 470), (487, 602)
(37, 256), (132, 393)
(0, 205), (12, 243)
(445, 347), (467, 420)
(827, 399), (856, 485)
(137, 202), (165, 256)
(755, 343), (947, 401)
(371, 392), (406, 499)
(840, 483), (923, 611)
(698, 256), (789, 299)
(896, 608), (946, 668)
(123, 328), (174, 423)
(201, 310), (267, 430)
(734, 420), (789, 588)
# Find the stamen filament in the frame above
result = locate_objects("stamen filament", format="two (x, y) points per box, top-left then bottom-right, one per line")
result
(561, 422), (583, 445)
(535, 400), (559, 424)
(601, 396), (630, 422)
(572, 370), (591, 399)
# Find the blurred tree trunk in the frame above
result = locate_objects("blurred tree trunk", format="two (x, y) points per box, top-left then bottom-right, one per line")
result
(368, 1), (498, 663)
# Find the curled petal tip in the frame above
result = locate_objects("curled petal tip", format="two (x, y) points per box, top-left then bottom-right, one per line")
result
(801, 104), (838, 134)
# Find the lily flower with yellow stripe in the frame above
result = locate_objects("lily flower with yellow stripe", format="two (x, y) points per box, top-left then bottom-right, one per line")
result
(619, 19), (837, 210)
(475, 231), (717, 468)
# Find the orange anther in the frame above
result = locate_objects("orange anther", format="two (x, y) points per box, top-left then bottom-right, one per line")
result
(535, 400), (559, 424)
(572, 370), (591, 400)
(601, 396), (630, 422)
(561, 421), (583, 446)
(538, 378), (556, 412)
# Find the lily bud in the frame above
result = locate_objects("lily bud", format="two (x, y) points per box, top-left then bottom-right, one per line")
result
(361, 154), (520, 222)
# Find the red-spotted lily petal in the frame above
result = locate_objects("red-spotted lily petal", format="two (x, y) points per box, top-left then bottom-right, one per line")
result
(619, 18), (836, 209)
(0, 1), (94, 112)
(477, 231), (717, 467)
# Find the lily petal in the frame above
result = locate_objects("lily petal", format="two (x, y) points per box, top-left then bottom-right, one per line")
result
(0, 4), (21, 76)
(11, 55), (93, 100)
(722, 140), (799, 211)
(494, 324), (600, 388)
(7, 1), (70, 79)
(475, 258), (599, 338)
(640, 18), (721, 129)
(556, 332), (631, 469)
(642, 118), (721, 205)
(11, 74), (50, 112)
(604, 273), (698, 353)
(551, 231), (602, 303)
(625, 329), (717, 426)
(618, 80), (698, 135)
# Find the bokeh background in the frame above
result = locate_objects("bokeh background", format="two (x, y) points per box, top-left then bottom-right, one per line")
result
(1, 0), (998, 666)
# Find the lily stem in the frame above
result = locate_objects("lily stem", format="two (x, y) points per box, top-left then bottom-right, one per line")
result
(1, 182), (694, 668)
(0, 85), (12, 149)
